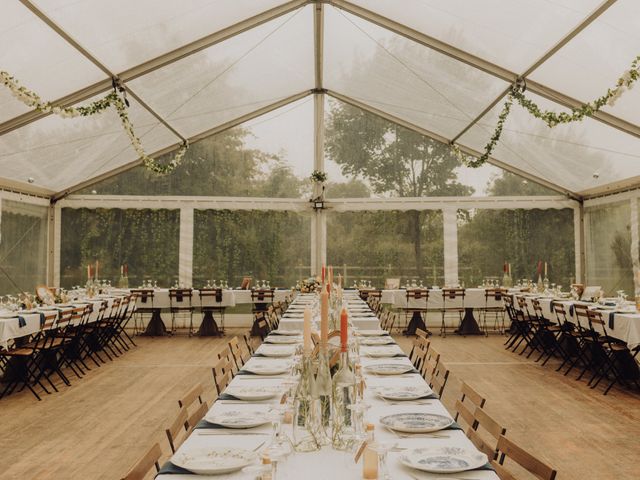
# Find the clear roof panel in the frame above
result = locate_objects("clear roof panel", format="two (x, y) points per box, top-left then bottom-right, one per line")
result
(324, 97), (559, 198)
(458, 92), (640, 194)
(79, 97), (314, 198)
(128, 6), (313, 139)
(529, 0), (640, 126)
(0, 95), (179, 192)
(348, 0), (603, 73)
(31, 0), (291, 73)
(0, 1), (106, 124)
(324, 6), (508, 140)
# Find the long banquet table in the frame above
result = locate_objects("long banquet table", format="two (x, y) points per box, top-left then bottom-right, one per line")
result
(156, 292), (498, 479)
(0, 294), (124, 349)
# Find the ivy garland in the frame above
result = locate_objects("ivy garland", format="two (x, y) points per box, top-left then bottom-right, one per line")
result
(451, 54), (640, 168)
(0, 71), (188, 175)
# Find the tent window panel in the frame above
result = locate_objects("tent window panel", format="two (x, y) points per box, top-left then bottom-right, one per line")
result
(60, 208), (179, 288)
(458, 208), (575, 288)
(0, 200), (48, 295)
(326, 211), (444, 287)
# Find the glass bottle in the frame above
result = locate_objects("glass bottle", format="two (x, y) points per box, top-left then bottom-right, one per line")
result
(362, 423), (378, 480)
(331, 342), (357, 450)
(293, 355), (321, 452)
(314, 347), (332, 444)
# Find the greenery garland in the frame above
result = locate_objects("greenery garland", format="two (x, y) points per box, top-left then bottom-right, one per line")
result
(0, 71), (188, 175)
(451, 54), (640, 168)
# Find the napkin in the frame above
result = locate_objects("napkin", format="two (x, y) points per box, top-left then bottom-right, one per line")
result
(157, 461), (191, 475)
(18, 316), (26, 328)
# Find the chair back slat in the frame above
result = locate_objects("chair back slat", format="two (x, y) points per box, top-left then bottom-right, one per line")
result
(495, 435), (557, 480)
(475, 407), (506, 441)
(121, 442), (162, 480)
(178, 383), (205, 409)
(165, 407), (189, 453)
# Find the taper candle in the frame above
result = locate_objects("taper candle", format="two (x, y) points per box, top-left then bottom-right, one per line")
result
(303, 306), (312, 354)
(328, 265), (333, 287)
(340, 308), (348, 351)
(320, 290), (329, 347)
(321, 265), (326, 284)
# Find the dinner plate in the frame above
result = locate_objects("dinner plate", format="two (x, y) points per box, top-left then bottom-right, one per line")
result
(243, 363), (290, 375)
(365, 363), (413, 375)
(172, 447), (256, 474)
(271, 329), (302, 336)
(265, 336), (300, 344)
(205, 410), (270, 429)
(224, 386), (280, 401)
(359, 337), (394, 346)
(400, 446), (487, 473)
(375, 385), (433, 401)
(356, 329), (389, 337)
(364, 347), (400, 358)
(380, 413), (453, 433)
(258, 346), (295, 357)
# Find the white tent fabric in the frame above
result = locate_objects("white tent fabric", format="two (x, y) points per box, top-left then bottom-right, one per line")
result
(0, 0), (639, 198)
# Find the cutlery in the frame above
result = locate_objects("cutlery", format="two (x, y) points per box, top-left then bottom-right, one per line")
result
(396, 433), (451, 439)
(216, 400), (276, 404)
(196, 431), (270, 436)
(385, 400), (434, 405)
(409, 475), (481, 480)
(253, 440), (267, 452)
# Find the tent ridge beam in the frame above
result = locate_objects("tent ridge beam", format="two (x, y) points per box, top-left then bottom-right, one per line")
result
(327, 89), (581, 201)
(452, 0), (616, 142)
(51, 90), (314, 202)
(0, 0), (308, 138)
(330, 0), (640, 139)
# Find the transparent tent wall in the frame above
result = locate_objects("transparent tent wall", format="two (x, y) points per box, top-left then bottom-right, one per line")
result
(585, 201), (633, 296)
(0, 199), (48, 295)
(458, 208), (575, 288)
(60, 208), (179, 288)
(326, 211), (444, 287)
(193, 210), (310, 288)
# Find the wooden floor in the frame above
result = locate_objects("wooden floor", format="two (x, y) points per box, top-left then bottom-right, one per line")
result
(0, 331), (638, 479)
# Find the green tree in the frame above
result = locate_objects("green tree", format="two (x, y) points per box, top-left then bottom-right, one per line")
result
(325, 100), (471, 276)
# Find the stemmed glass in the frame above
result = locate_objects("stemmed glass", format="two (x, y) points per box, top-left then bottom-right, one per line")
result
(369, 441), (397, 480)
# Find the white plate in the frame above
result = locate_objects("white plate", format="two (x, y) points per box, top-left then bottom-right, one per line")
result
(365, 363), (414, 375)
(204, 410), (270, 429)
(364, 347), (400, 358)
(225, 386), (280, 401)
(259, 346), (295, 357)
(271, 329), (301, 336)
(172, 447), (256, 474)
(356, 329), (389, 337)
(400, 446), (488, 473)
(265, 336), (300, 344)
(380, 413), (453, 433)
(375, 386), (433, 401)
(360, 337), (394, 346)
(243, 364), (290, 375)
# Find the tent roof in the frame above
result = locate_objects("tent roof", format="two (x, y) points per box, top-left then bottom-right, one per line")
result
(1, 0), (639, 200)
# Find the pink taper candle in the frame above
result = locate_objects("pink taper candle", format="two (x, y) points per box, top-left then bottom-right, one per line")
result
(320, 290), (329, 347)
(303, 306), (312, 355)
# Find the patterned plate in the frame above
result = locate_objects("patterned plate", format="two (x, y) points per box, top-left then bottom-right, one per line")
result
(205, 410), (270, 429)
(259, 346), (295, 357)
(265, 336), (300, 344)
(365, 363), (413, 375)
(364, 347), (400, 358)
(400, 446), (488, 473)
(360, 337), (394, 346)
(225, 386), (280, 401)
(356, 329), (389, 337)
(380, 413), (453, 433)
(172, 447), (256, 474)
(243, 363), (290, 375)
(271, 329), (302, 336)
(375, 385), (433, 401)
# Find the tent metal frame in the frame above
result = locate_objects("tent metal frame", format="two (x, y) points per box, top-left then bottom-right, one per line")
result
(0, 0), (637, 199)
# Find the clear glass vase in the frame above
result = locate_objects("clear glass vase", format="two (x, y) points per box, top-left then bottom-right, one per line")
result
(292, 355), (322, 452)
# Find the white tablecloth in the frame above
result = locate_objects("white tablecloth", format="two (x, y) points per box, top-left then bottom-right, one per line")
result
(381, 288), (521, 309)
(0, 295), (124, 349)
(157, 295), (498, 480)
(130, 289), (292, 309)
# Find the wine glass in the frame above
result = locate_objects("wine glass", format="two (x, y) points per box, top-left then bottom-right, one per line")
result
(369, 441), (397, 480)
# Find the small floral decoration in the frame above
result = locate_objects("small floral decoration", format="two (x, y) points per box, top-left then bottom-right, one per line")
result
(310, 170), (328, 183)
(451, 54), (640, 168)
(1, 71), (188, 175)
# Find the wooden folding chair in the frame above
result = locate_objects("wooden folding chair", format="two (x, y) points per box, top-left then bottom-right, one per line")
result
(454, 381), (486, 428)
(229, 336), (250, 369)
(178, 383), (206, 410)
(120, 443), (162, 480)
(467, 406), (506, 461)
(492, 435), (556, 480)
(421, 345), (440, 379)
(212, 355), (233, 395)
(429, 360), (450, 398)
(165, 406), (189, 453)
(218, 345), (237, 374)
(186, 401), (209, 432)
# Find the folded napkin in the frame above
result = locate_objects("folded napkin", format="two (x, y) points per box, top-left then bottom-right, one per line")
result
(39, 312), (46, 328)
(157, 461), (191, 475)
(215, 290), (223, 303)
(18, 316), (26, 328)
(609, 311), (615, 329)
